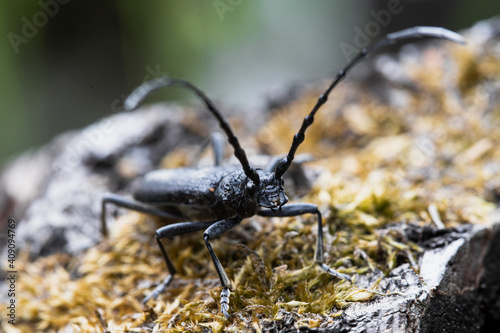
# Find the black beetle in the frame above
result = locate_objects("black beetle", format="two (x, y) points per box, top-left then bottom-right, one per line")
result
(101, 26), (465, 318)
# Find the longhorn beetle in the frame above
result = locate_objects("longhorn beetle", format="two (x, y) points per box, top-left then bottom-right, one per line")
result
(101, 27), (465, 318)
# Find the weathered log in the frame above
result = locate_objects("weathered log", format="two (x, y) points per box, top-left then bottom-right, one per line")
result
(1, 105), (207, 256)
(2, 18), (500, 332)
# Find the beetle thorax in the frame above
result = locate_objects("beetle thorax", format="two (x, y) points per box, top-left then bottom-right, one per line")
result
(216, 170), (259, 218)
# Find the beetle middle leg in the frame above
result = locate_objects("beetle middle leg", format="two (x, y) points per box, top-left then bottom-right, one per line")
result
(258, 203), (351, 282)
(143, 216), (241, 318)
(191, 132), (225, 166)
(203, 216), (242, 318)
(142, 220), (217, 303)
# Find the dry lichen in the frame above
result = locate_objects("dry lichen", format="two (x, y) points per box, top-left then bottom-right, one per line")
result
(3, 29), (500, 332)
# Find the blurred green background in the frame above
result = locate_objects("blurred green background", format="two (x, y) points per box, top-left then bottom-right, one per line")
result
(0, 0), (498, 167)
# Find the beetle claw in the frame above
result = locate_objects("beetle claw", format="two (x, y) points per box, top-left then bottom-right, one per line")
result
(220, 288), (231, 319)
(142, 274), (174, 304)
(318, 263), (352, 282)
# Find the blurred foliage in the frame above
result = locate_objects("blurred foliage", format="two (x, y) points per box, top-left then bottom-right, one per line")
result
(0, 0), (499, 167)
(0, 1), (261, 165)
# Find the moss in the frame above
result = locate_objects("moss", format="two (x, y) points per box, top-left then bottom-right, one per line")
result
(4, 34), (500, 332)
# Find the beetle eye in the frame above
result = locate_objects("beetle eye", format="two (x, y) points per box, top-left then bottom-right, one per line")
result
(265, 185), (275, 191)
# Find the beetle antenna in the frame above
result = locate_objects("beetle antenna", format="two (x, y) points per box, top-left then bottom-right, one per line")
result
(125, 77), (261, 185)
(273, 26), (466, 179)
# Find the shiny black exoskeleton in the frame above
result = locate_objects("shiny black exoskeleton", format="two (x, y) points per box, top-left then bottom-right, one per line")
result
(101, 26), (465, 318)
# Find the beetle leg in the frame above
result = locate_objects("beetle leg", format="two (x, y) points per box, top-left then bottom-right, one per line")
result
(258, 203), (351, 282)
(191, 132), (225, 166)
(203, 217), (242, 318)
(143, 220), (217, 304)
(101, 193), (182, 238)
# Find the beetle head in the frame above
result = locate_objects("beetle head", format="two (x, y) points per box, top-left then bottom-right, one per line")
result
(248, 170), (288, 212)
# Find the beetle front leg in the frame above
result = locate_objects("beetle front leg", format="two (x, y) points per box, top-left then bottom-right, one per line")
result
(143, 220), (216, 304)
(203, 217), (242, 318)
(258, 203), (351, 282)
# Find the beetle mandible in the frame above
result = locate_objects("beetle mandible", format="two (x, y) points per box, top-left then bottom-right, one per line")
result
(101, 26), (465, 318)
